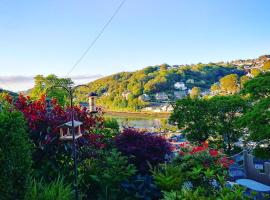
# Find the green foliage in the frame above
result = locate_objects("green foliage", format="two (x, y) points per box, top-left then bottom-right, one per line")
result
(189, 87), (201, 99)
(79, 149), (136, 199)
(0, 105), (32, 200)
(30, 74), (73, 106)
(170, 96), (247, 153)
(238, 97), (270, 158)
(104, 118), (120, 132)
(209, 95), (247, 155)
(240, 75), (250, 89)
(24, 177), (73, 200)
(219, 74), (239, 94)
(121, 174), (161, 200)
(169, 98), (215, 142)
(210, 83), (220, 95)
(162, 185), (249, 200)
(239, 72), (270, 158)
(241, 72), (270, 100)
(74, 64), (244, 111)
(162, 189), (207, 200)
(151, 163), (183, 191)
(250, 68), (261, 77)
(0, 89), (18, 97)
(173, 152), (227, 193)
(262, 60), (270, 71)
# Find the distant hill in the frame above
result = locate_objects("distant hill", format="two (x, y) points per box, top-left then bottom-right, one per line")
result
(74, 55), (270, 112)
(0, 88), (18, 97)
(75, 64), (244, 111)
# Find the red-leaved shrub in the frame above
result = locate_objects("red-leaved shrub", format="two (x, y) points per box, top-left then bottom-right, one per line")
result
(115, 128), (172, 173)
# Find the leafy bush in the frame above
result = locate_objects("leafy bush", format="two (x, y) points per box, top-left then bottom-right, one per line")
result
(0, 105), (32, 200)
(24, 177), (73, 200)
(79, 149), (136, 200)
(115, 128), (172, 172)
(172, 143), (233, 193)
(121, 174), (161, 200)
(6, 94), (105, 181)
(151, 163), (183, 192)
(104, 118), (120, 132)
(162, 185), (249, 200)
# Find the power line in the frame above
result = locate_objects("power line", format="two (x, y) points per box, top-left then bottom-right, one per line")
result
(66, 0), (127, 77)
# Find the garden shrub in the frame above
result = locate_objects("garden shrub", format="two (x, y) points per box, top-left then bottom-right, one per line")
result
(162, 185), (250, 200)
(0, 105), (32, 200)
(151, 163), (183, 192)
(79, 149), (136, 200)
(24, 177), (73, 200)
(121, 174), (161, 200)
(5, 94), (105, 181)
(171, 142), (234, 196)
(115, 128), (172, 172)
(104, 118), (119, 132)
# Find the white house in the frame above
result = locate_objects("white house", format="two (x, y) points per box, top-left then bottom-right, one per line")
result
(174, 82), (187, 90)
(155, 92), (169, 101)
(139, 94), (151, 102)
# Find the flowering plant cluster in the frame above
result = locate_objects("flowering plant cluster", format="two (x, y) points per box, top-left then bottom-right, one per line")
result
(178, 141), (234, 169)
(171, 141), (234, 194)
(3, 94), (106, 179)
(7, 94), (105, 146)
(115, 128), (173, 173)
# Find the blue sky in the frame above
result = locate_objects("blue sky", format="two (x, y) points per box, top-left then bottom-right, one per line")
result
(1, 0), (270, 91)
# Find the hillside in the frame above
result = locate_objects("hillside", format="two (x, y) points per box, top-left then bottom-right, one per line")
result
(75, 55), (270, 112)
(0, 88), (18, 97)
(75, 64), (244, 111)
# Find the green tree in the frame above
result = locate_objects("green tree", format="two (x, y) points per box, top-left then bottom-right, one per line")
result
(30, 74), (73, 106)
(0, 104), (32, 200)
(210, 96), (247, 155)
(262, 60), (270, 72)
(169, 98), (215, 143)
(210, 83), (220, 95)
(240, 75), (250, 89)
(79, 149), (136, 199)
(250, 68), (261, 77)
(241, 72), (270, 100)
(239, 72), (270, 158)
(219, 74), (239, 94)
(238, 97), (270, 159)
(190, 87), (201, 99)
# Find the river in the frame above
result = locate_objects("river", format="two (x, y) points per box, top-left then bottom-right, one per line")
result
(104, 112), (169, 131)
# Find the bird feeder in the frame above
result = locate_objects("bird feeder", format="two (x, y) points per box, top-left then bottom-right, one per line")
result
(58, 120), (83, 141)
(88, 92), (98, 113)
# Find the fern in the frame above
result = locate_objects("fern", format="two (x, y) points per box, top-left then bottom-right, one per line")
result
(151, 163), (183, 191)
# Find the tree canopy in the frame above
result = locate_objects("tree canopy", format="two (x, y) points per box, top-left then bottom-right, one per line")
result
(30, 74), (73, 106)
(75, 64), (244, 111)
(169, 98), (215, 143)
(238, 72), (270, 158)
(219, 74), (239, 94)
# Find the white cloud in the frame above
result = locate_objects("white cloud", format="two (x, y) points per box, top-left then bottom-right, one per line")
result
(0, 75), (102, 92)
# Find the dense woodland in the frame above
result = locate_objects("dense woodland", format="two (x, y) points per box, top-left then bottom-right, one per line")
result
(74, 63), (246, 111)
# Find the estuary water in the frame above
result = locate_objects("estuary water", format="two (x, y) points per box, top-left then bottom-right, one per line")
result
(104, 112), (168, 130)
